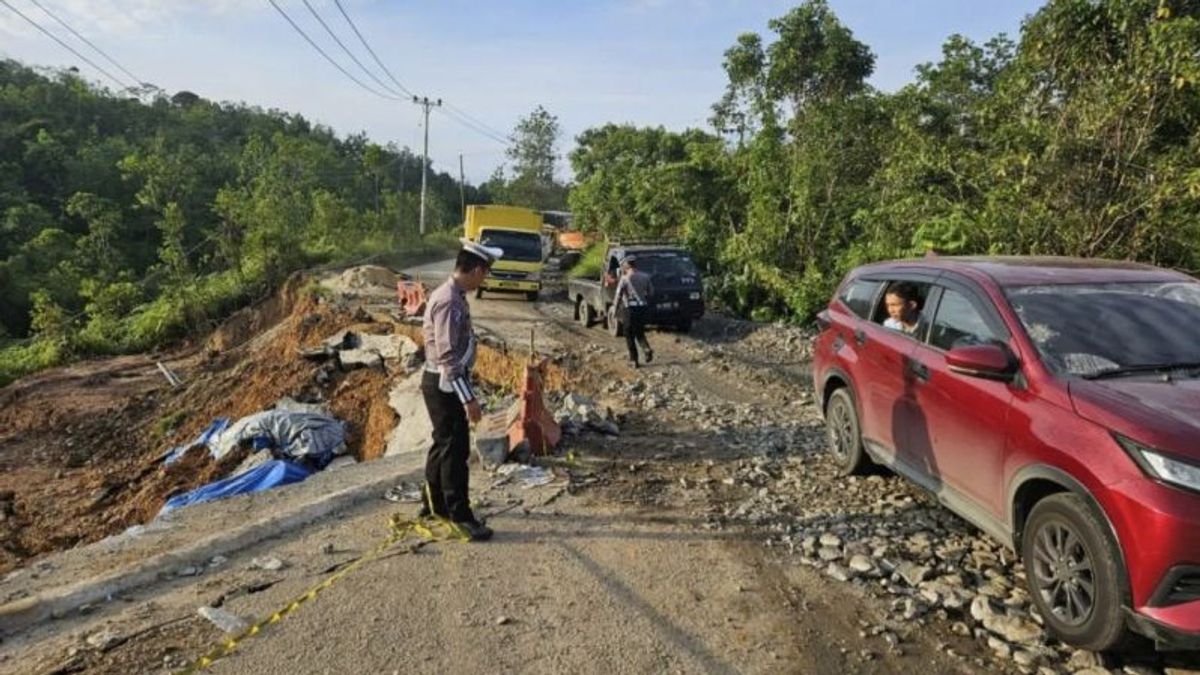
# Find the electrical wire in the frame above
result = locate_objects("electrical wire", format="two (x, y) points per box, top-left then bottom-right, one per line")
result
(300, 0), (404, 99)
(325, 0), (512, 149)
(444, 101), (509, 141)
(266, 0), (403, 101)
(436, 107), (509, 146)
(331, 0), (413, 97)
(27, 0), (144, 87)
(0, 0), (134, 90)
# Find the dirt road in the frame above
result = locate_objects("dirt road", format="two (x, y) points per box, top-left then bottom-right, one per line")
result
(4, 262), (1197, 674)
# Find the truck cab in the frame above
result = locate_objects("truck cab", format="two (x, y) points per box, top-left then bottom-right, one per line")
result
(464, 205), (544, 301)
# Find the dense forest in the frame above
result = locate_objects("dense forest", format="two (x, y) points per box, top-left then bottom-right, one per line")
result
(0, 59), (483, 384)
(568, 0), (1200, 321)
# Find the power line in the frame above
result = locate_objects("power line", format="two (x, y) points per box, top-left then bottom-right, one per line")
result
(324, 0), (512, 151)
(300, 0), (403, 99)
(27, 0), (144, 87)
(436, 107), (509, 146)
(444, 101), (509, 141)
(266, 0), (403, 101)
(0, 0), (134, 91)
(331, 0), (413, 97)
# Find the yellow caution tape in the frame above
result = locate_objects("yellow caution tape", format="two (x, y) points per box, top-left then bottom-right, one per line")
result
(175, 513), (467, 674)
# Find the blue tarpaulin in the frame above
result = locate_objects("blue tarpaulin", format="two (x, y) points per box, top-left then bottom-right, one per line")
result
(159, 459), (312, 516)
(162, 418), (231, 465)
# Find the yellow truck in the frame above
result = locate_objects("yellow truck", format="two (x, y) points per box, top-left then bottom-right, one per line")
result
(463, 204), (544, 301)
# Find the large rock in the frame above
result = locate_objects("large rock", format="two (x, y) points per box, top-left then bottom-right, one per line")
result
(384, 371), (434, 458)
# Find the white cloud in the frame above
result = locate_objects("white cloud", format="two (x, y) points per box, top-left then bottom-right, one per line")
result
(0, 0), (254, 40)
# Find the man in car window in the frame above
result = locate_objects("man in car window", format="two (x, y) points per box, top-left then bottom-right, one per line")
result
(883, 282), (928, 336)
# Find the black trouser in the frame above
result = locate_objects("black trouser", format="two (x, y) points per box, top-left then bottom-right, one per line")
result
(625, 305), (651, 363)
(420, 371), (474, 522)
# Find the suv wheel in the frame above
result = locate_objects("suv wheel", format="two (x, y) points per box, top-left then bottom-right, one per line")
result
(825, 387), (869, 475)
(1021, 493), (1128, 652)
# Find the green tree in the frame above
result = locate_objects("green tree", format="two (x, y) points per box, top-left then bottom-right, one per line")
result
(495, 105), (568, 210)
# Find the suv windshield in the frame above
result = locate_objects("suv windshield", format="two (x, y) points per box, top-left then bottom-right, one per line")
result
(631, 253), (698, 278)
(1007, 281), (1200, 378)
(480, 230), (542, 263)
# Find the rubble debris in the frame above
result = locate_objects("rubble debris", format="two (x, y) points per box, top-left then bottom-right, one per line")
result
(319, 265), (400, 296)
(156, 361), (184, 388)
(492, 464), (555, 489)
(249, 556), (286, 572)
(198, 606), (250, 634)
(473, 410), (511, 470)
(84, 628), (125, 652)
(383, 482), (423, 503)
(302, 330), (421, 373)
(553, 393), (619, 436)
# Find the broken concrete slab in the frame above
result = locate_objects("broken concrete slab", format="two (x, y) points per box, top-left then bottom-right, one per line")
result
(197, 606), (249, 634)
(473, 410), (510, 470)
(384, 370), (433, 458)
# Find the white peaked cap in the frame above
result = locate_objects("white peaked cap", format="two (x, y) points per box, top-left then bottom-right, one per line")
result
(459, 238), (504, 264)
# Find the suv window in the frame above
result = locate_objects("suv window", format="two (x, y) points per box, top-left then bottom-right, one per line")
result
(838, 279), (880, 320)
(872, 280), (933, 341)
(930, 289), (1000, 351)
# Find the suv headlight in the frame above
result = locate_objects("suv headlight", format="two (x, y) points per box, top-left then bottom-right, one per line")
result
(1114, 433), (1200, 493)
(689, 292), (701, 300)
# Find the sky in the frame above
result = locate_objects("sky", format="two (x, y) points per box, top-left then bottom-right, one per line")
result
(0, 0), (1046, 184)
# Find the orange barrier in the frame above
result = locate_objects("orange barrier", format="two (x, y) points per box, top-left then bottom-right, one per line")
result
(396, 281), (427, 317)
(507, 358), (562, 457)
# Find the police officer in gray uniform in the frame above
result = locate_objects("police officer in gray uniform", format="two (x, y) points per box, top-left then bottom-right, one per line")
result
(615, 256), (655, 368)
(419, 239), (502, 541)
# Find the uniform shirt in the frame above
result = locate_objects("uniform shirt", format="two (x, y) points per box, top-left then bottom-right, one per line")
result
(423, 276), (477, 404)
(616, 269), (654, 308)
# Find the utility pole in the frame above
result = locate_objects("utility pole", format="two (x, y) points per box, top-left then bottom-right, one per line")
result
(459, 153), (466, 221)
(412, 96), (442, 236)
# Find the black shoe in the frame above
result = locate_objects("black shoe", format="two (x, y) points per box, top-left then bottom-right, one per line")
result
(645, 350), (654, 363)
(631, 359), (640, 369)
(453, 519), (494, 541)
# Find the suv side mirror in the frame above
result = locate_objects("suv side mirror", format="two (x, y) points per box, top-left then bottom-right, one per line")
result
(946, 344), (1018, 381)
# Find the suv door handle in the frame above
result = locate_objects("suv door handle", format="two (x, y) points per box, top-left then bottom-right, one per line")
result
(907, 358), (930, 382)
(853, 329), (867, 346)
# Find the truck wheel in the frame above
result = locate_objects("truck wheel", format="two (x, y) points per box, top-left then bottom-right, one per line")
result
(676, 319), (692, 333)
(575, 298), (594, 327)
(607, 306), (623, 337)
(526, 291), (539, 302)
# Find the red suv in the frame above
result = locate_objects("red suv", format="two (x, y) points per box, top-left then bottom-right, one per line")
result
(812, 256), (1200, 652)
